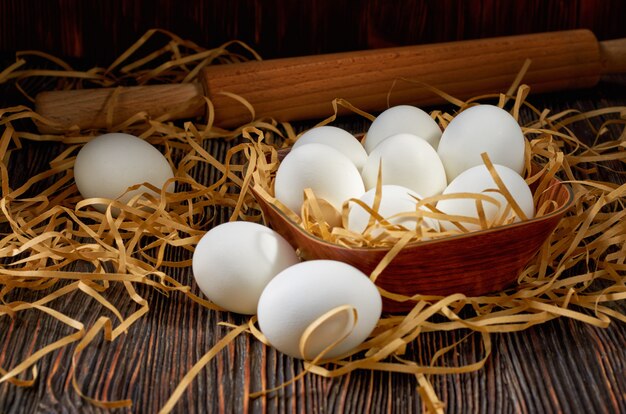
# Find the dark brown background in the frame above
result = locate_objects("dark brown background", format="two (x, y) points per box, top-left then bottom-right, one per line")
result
(1, 1), (625, 413)
(2, 0), (626, 63)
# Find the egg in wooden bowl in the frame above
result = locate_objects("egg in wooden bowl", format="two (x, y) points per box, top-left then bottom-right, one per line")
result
(244, 105), (574, 313)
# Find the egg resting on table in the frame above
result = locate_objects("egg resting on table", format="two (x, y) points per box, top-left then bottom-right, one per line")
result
(74, 132), (175, 213)
(257, 260), (382, 360)
(192, 221), (300, 315)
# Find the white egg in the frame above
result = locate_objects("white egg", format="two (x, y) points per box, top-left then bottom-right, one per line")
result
(192, 221), (300, 315)
(361, 133), (447, 198)
(437, 104), (526, 181)
(436, 164), (535, 231)
(274, 143), (365, 214)
(347, 185), (439, 236)
(292, 126), (367, 171)
(257, 260), (382, 360)
(363, 105), (442, 153)
(74, 132), (174, 212)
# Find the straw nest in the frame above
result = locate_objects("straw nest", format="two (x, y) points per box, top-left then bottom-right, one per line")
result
(0, 30), (624, 413)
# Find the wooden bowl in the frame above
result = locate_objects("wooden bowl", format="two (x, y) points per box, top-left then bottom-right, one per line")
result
(251, 165), (573, 313)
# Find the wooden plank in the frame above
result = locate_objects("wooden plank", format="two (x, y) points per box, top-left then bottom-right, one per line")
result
(0, 75), (625, 413)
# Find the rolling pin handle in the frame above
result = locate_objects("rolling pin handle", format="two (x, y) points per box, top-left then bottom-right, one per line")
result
(34, 83), (205, 134)
(599, 38), (626, 74)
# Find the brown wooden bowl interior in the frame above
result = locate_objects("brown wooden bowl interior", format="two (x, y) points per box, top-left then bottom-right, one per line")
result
(252, 153), (574, 313)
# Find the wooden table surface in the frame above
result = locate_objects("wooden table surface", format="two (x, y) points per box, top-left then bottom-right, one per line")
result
(0, 74), (625, 413)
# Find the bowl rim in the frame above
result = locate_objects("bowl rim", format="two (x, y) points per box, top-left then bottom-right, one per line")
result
(253, 177), (574, 253)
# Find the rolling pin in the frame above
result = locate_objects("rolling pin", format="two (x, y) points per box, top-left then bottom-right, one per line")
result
(34, 29), (626, 132)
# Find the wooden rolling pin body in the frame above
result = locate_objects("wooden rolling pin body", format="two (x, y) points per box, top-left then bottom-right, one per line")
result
(35, 29), (625, 132)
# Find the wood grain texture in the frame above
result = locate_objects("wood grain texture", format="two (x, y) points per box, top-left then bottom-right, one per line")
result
(2, 0), (626, 63)
(32, 29), (619, 133)
(1, 75), (625, 413)
(34, 83), (206, 134)
(202, 30), (604, 126)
